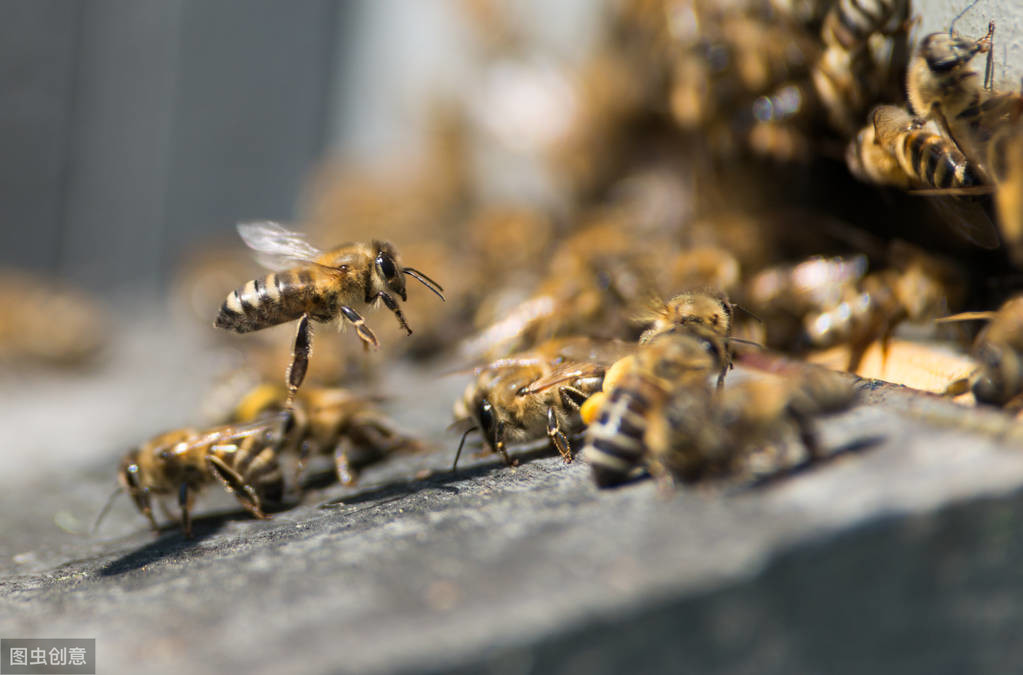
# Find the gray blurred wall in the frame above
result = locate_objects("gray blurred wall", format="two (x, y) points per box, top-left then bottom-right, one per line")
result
(0, 0), (341, 291)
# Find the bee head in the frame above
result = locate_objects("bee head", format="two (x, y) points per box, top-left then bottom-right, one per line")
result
(118, 451), (151, 515)
(475, 398), (499, 450)
(373, 241), (407, 302)
(921, 32), (985, 73)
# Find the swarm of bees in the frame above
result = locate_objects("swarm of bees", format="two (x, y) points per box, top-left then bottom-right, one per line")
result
(99, 0), (1023, 535)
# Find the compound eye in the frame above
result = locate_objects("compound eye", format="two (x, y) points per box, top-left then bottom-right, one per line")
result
(376, 253), (398, 280)
(478, 399), (496, 436)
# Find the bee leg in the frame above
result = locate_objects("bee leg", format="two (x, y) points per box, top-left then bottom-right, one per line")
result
(339, 305), (380, 349)
(334, 449), (359, 487)
(373, 291), (412, 336)
(178, 482), (194, 538)
(846, 339), (870, 375)
(494, 420), (516, 466)
(647, 459), (676, 497)
(135, 488), (159, 532)
(207, 455), (269, 520)
(287, 315), (313, 406)
(546, 407), (573, 463)
(295, 439), (314, 487)
(788, 409), (822, 461)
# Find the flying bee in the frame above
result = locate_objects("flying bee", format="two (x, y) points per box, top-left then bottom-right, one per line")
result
(645, 367), (858, 487)
(231, 383), (425, 486)
(820, 0), (909, 51)
(452, 337), (634, 469)
(112, 417), (288, 537)
(939, 295), (1023, 408)
(580, 327), (727, 488)
(215, 222), (444, 401)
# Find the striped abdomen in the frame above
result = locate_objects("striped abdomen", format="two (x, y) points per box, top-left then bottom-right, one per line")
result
(209, 432), (285, 504)
(821, 0), (907, 50)
(895, 129), (982, 188)
(580, 375), (661, 488)
(215, 269), (332, 333)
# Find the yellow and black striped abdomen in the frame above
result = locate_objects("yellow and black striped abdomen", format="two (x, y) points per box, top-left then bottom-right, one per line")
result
(215, 269), (332, 333)
(211, 432), (285, 503)
(580, 374), (661, 488)
(897, 130), (982, 189)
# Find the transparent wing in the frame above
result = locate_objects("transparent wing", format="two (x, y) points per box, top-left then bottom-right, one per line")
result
(237, 221), (323, 271)
(523, 362), (607, 395)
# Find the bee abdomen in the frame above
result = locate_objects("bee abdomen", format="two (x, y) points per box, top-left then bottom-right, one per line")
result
(214, 435), (285, 503)
(822, 0), (904, 50)
(900, 131), (981, 188)
(581, 385), (652, 487)
(215, 272), (311, 333)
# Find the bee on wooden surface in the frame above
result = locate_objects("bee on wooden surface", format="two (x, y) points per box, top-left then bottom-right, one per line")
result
(940, 295), (1023, 408)
(580, 327), (727, 487)
(115, 418), (287, 537)
(0, 270), (108, 368)
(215, 222), (444, 401)
(452, 337), (634, 469)
(802, 243), (964, 371)
(635, 289), (736, 388)
(646, 367), (858, 486)
(232, 383), (425, 486)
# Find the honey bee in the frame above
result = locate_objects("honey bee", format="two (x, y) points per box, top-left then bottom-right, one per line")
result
(635, 289), (736, 388)
(802, 243), (964, 371)
(215, 222), (444, 400)
(820, 0), (909, 51)
(906, 23), (994, 150)
(940, 295), (1023, 407)
(231, 383), (424, 486)
(990, 121), (1023, 264)
(0, 270), (108, 367)
(452, 337), (634, 469)
(869, 104), (986, 189)
(646, 367), (858, 486)
(580, 327), (727, 488)
(116, 417), (288, 537)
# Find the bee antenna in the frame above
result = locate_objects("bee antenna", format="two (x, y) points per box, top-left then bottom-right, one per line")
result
(91, 486), (124, 535)
(402, 268), (445, 301)
(948, 0), (980, 34)
(731, 303), (763, 324)
(452, 426), (478, 472)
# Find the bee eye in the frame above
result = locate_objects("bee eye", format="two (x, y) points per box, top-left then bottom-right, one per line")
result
(478, 399), (496, 435)
(376, 253), (398, 280)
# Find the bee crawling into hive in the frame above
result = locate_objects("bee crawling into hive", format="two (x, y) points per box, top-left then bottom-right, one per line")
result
(215, 222), (444, 403)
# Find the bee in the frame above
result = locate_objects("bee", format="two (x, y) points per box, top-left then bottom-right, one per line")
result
(820, 0), (909, 51)
(646, 367), (858, 486)
(231, 383), (424, 486)
(580, 327), (727, 488)
(215, 222), (444, 400)
(802, 243), (964, 371)
(452, 337), (634, 469)
(869, 104), (986, 189)
(0, 270), (108, 367)
(635, 289), (736, 388)
(990, 121), (1023, 264)
(116, 418), (288, 537)
(940, 295), (1023, 408)
(906, 24), (994, 149)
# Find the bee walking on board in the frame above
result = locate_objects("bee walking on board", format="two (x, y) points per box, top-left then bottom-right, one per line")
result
(580, 327), (727, 487)
(231, 383), (425, 487)
(215, 222), (444, 402)
(107, 417), (288, 537)
(646, 367), (858, 488)
(939, 295), (1023, 408)
(452, 337), (634, 469)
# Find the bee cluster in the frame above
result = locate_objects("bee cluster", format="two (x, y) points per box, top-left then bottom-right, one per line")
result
(111, 0), (1023, 535)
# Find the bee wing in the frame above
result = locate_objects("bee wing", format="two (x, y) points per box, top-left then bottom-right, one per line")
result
(237, 221), (324, 270)
(921, 196), (1001, 250)
(523, 362), (606, 394)
(185, 416), (285, 451)
(935, 310), (997, 323)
